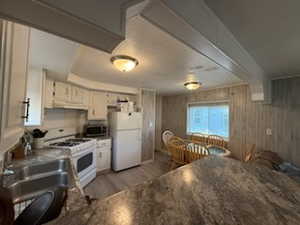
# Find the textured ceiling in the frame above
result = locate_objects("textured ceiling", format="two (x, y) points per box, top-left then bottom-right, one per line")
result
(29, 16), (242, 94)
(71, 16), (241, 94)
(205, 0), (300, 78)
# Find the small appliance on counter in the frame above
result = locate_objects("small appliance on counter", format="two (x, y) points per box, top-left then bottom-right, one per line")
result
(84, 123), (108, 138)
(117, 100), (135, 112)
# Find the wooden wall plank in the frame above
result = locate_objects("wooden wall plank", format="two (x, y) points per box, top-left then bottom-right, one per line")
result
(155, 95), (163, 151)
(141, 89), (156, 162)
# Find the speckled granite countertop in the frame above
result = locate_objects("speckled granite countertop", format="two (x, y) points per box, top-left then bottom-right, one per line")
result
(49, 156), (300, 225)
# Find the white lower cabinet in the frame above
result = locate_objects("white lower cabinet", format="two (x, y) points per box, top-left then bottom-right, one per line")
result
(95, 139), (111, 172)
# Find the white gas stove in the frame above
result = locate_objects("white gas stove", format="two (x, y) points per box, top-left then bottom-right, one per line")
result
(45, 128), (97, 188)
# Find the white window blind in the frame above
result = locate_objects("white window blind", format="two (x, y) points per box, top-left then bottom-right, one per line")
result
(187, 103), (229, 138)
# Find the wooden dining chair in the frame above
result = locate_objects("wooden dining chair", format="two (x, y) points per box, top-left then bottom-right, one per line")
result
(190, 133), (207, 145)
(162, 130), (174, 151)
(244, 144), (256, 162)
(185, 140), (209, 163)
(207, 135), (226, 148)
(167, 136), (187, 169)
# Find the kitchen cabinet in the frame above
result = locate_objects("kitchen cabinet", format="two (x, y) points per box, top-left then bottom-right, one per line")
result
(53, 82), (89, 109)
(95, 139), (111, 172)
(45, 79), (135, 112)
(0, 21), (30, 151)
(71, 86), (84, 104)
(82, 89), (90, 108)
(54, 81), (71, 105)
(25, 68), (45, 126)
(88, 91), (107, 120)
(44, 78), (54, 109)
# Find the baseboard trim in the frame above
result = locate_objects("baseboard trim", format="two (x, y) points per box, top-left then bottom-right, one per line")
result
(141, 159), (154, 165)
(156, 148), (171, 156)
(96, 169), (111, 176)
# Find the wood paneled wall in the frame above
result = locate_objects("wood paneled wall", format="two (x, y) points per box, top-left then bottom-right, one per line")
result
(160, 77), (300, 166)
(141, 89), (156, 162)
(155, 95), (163, 151)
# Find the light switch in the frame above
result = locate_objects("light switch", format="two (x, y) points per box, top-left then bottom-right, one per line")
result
(266, 128), (272, 136)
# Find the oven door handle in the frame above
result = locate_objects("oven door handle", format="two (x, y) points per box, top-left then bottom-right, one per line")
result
(72, 149), (95, 158)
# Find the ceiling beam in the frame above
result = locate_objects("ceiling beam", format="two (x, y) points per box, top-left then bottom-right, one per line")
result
(0, 0), (143, 53)
(141, 0), (271, 103)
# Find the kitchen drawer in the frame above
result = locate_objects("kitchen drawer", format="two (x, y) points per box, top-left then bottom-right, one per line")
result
(96, 139), (111, 148)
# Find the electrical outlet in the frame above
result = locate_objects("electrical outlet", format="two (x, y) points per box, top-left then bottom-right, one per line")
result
(266, 128), (272, 136)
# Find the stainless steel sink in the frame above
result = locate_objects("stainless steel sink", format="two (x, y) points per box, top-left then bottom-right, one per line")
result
(18, 159), (70, 179)
(3, 158), (74, 204)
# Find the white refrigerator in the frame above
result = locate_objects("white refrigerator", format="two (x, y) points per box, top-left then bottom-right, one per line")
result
(109, 112), (142, 171)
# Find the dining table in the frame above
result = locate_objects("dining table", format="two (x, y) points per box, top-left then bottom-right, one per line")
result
(207, 145), (231, 157)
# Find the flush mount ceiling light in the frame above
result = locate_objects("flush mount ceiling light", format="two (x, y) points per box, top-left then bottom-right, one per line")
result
(184, 81), (202, 90)
(110, 55), (139, 72)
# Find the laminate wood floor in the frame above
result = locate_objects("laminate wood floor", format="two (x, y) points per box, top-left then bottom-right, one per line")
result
(84, 151), (171, 200)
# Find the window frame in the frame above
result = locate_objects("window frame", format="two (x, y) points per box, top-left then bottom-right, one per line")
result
(186, 100), (230, 140)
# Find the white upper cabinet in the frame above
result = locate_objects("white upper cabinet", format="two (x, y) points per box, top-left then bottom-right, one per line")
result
(54, 81), (71, 105)
(44, 78), (54, 109)
(0, 21), (30, 152)
(88, 91), (107, 120)
(53, 81), (89, 109)
(71, 86), (84, 104)
(51, 81), (89, 110)
(24, 68), (45, 126)
(82, 89), (90, 108)
(0, 0), (141, 52)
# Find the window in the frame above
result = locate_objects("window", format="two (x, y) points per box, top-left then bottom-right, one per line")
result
(187, 102), (229, 138)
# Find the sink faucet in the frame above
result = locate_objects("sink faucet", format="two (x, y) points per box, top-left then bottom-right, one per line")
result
(0, 151), (15, 187)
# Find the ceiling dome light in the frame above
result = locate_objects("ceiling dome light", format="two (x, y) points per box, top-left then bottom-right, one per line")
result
(111, 55), (139, 72)
(184, 81), (201, 90)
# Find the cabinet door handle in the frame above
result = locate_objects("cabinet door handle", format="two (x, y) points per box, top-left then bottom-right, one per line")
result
(22, 98), (30, 122)
(99, 152), (102, 158)
(93, 109), (95, 115)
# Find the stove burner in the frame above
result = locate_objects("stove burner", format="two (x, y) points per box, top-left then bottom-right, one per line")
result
(50, 142), (80, 147)
(66, 138), (90, 143)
